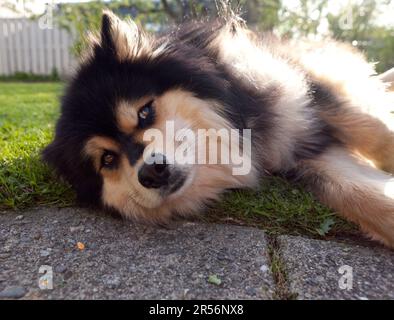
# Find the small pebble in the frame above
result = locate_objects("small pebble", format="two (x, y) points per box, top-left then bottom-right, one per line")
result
(33, 232), (41, 240)
(40, 248), (51, 257)
(245, 287), (257, 296)
(76, 242), (85, 250)
(15, 215), (24, 221)
(70, 226), (84, 233)
(55, 264), (67, 273)
(103, 275), (121, 289)
(0, 286), (26, 299)
(260, 264), (269, 273)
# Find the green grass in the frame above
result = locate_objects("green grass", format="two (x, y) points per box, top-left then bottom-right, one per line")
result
(0, 82), (356, 238)
(0, 82), (74, 210)
(206, 177), (355, 237)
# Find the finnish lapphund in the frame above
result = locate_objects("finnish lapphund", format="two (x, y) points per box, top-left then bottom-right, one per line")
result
(43, 10), (394, 248)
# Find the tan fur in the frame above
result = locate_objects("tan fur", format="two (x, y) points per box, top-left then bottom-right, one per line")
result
(299, 147), (394, 247)
(295, 40), (394, 173)
(291, 42), (394, 247)
(84, 136), (120, 171)
(101, 156), (164, 215)
(116, 98), (153, 134)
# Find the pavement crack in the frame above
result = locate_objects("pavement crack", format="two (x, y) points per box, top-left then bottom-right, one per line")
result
(266, 234), (297, 300)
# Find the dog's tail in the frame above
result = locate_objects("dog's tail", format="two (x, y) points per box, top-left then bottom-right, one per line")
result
(294, 146), (394, 247)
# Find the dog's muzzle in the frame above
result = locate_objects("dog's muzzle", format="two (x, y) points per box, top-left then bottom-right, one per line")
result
(138, 153), (186, 194)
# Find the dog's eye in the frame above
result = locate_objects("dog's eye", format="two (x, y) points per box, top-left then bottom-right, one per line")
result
(138, 104), (151, 120)
(101, 151), (118, 169)
(137, 100), (155, 128)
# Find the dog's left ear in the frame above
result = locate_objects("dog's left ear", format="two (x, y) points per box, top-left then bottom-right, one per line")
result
(97, 10), (151, 61)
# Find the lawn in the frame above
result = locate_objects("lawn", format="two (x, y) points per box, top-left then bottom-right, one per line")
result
(0, 82), (74, 209)
(0, 82), (355, 238)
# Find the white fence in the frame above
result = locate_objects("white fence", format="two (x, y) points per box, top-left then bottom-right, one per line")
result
(0, 18), (76, 76)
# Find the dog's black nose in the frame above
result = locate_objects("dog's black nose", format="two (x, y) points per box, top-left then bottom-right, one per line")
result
(138, 154), (170, 189)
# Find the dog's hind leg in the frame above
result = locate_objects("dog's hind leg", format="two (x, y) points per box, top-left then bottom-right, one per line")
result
(298, 41), (394, 173)
(318, 92), (394, 174)
(295, 146), (394, 248)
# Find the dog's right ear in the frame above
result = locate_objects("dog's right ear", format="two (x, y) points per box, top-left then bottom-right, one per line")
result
(94, 10), (151, 62)
(100, 10), (123, 55)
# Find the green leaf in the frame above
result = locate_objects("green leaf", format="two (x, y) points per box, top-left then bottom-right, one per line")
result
(208, 275), (222, 286)
(316, 218), (335, 236)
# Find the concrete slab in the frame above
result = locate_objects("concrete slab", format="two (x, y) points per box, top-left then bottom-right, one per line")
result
(0, 208), (274, 299)
(278, 235), (394, 300)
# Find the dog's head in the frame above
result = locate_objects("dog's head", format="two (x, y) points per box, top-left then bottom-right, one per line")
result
(43, 11), (255, 222)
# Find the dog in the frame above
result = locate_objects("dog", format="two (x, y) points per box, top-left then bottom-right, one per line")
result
(43, 10), (394, 248)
